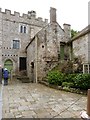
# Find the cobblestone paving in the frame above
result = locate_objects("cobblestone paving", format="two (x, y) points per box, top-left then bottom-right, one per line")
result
(2, 79), (87, 118)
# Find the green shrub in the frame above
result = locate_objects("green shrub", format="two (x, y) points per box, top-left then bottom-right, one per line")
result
(47, 69), (90, 90)
(62, 82), (74, 88)
(63, 87), (70, 92)
(74, 74), (90, 90)
(47, 70), (64, 85)
(65, 74), (76, 83)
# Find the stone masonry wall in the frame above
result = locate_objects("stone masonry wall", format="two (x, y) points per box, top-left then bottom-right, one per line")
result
(73, 34), (88, 63)
(1, 8), (48, 74)
(36, 23), (69, 81)
(27, 39), (36, 82)
(26, 22), (70, 81)
(88, 33), (90, 63)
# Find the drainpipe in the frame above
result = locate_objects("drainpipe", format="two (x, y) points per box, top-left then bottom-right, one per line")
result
(35, 36), (37, 83)
(80, 89), (90, 119)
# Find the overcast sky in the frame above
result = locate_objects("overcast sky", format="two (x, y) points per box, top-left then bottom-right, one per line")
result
(0, 0), (89, 31)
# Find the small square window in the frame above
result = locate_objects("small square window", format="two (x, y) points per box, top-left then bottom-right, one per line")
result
(13, 40), (20, 49)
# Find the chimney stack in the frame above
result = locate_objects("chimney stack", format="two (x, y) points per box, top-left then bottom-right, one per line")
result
(50, 7), (57, 23)
(63, 23), (71, 38)
(28, 10), (36, 19)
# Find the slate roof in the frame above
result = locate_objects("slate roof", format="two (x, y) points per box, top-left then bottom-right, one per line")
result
(69, 25), (90, 42)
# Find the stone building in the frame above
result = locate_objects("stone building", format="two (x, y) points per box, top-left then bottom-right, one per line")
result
(1, 6), (89, 82)
(1, 8), (48, 74)
(26, 7), (71, 82)
(0, 7), (71, 81)
(69, 25), (90, 73)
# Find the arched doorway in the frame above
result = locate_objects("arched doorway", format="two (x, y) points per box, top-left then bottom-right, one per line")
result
(4, 59), (13, 72)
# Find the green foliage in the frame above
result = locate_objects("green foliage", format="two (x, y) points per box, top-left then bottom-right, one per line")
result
(74, 74), (90, 90)
(62, 82), (74, 88)
(47, 70), (90, 90)
(63, 87), (70, 92)
(47, 70), (64, 85)
(71, 29), (78, 38)
(65, 74), (76, 83)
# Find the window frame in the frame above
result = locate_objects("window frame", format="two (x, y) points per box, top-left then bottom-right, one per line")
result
(13, 40), (20, 49)
(24, 26), (26, 33)
(20, 25), (27, 33)
(83, 64), (90, 73)
(20, 26), (23, 33)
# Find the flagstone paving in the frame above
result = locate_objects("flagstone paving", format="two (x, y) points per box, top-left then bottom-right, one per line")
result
(2, 79), (87, 118)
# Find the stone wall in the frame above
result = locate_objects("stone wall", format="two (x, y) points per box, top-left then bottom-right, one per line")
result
(27, 39), (36, 82)
(37, 23), (70, 81)
(73, 34), (88, 63)
(1, 7), (71, 79)
(26, 21), (70, 81)
(88, 33), (90, 63)
(1, 8), (48, 74)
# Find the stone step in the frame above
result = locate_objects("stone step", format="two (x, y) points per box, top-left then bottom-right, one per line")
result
(17, 76), (32, 83)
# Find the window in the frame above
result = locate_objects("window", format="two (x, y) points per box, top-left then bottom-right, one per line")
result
(20, 25), (26, 33)
(13, 40), (20, 49)
(83, 64), (90, 73)
(20, 26), (23, 33)
(24, 26), (26, 33)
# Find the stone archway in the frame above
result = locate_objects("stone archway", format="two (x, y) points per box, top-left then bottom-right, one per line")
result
(4, 59), (13, 72)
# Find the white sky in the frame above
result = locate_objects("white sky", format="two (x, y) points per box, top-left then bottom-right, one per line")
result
(0, 0), (89, 31)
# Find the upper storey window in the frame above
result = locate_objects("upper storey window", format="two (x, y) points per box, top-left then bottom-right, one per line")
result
(13, 40), (20, 49)
(24, 26), (26, 33)
(20, 26), (23, 33)
(20, 25), (27, 33)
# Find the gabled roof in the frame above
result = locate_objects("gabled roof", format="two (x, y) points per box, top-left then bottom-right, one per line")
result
(26, 22), (65, 50)
(26, 23), (49, 50)
(70, 25), (90, 42)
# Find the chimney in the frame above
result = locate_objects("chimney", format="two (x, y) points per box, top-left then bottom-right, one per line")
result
(63, 23), (71, 38)
(50, 7), (57, 23)
(28, 10), (36, 19)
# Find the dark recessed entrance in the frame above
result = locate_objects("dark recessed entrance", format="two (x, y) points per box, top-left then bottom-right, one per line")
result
(19, 57), (26, 71)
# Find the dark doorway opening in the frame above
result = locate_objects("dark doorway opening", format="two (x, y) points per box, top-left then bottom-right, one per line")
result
(31, 62), (34, 82)
(19, 57), (26, 71)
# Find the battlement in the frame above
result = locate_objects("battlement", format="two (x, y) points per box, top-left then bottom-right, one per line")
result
(22, 13), (28, 19)
(0, 8), (48, 23)
(37, 17), (43, 21)
(0, 8), (20, 17)
(14, 11), (20, 17)
(28, 10), (36, 19)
